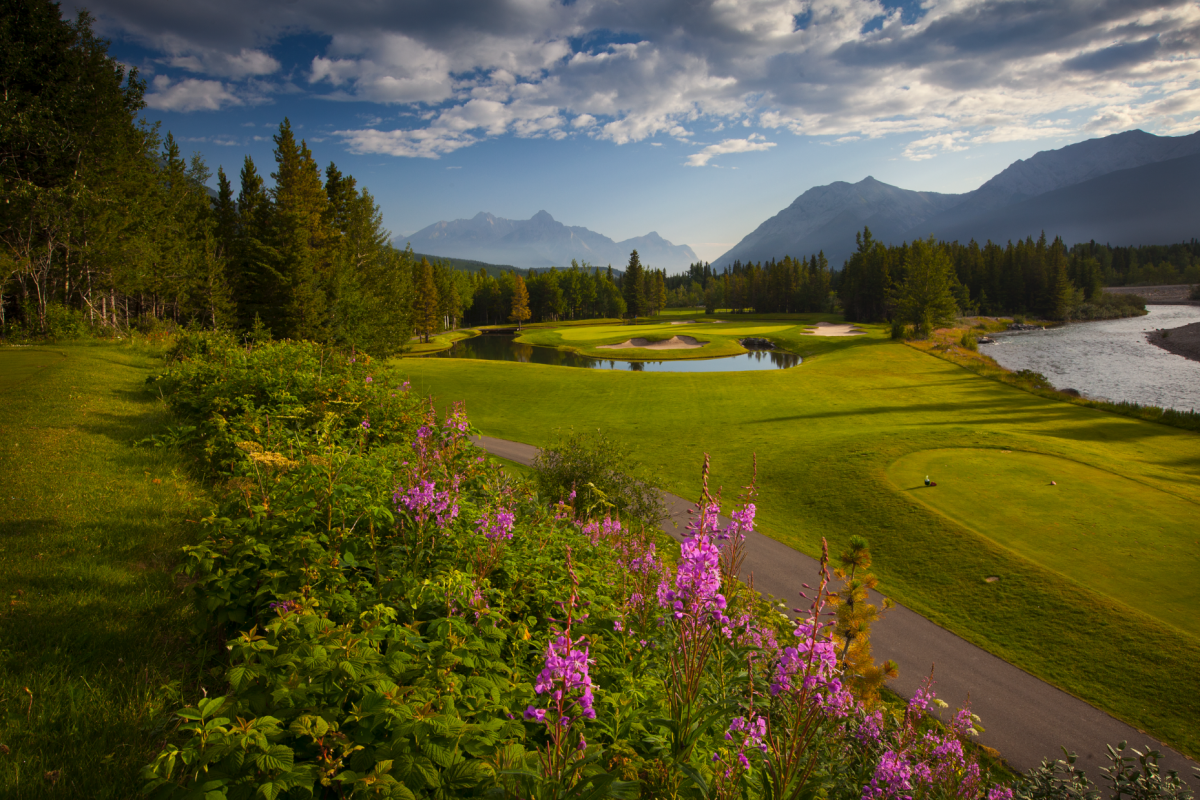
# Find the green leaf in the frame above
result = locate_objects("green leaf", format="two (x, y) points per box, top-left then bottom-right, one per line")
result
(254, 745), (294, 773)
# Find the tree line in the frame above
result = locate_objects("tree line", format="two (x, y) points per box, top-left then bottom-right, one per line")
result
(840, 229), (1155, 324)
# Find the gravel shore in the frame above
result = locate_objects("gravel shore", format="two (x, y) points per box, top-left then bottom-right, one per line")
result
(1147, 320), (1200, 363)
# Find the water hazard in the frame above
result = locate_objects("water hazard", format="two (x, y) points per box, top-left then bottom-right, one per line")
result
(422, 333), (802, 372)
(983, 305), (1200, 412)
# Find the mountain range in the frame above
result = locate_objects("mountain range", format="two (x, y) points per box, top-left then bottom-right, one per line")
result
(399, 210), (699, 272)
(715, 129), (1200, 269)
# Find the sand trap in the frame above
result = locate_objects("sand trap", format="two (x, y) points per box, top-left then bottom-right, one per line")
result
(669, 319), (724, 324)
(598, 334), (707, 350)
(802, 322), (866, 337)
(669, 320), (697, 325)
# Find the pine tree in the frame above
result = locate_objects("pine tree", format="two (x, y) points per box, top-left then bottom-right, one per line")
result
(622, 250), (645, 322)
(510, 273), (531, 329)
(415, 258), (440, 343)
(829, 537), (897, 707)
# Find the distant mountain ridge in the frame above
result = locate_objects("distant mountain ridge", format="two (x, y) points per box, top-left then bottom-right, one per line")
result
(400, 210), (698, 272)
(715, 129), (1200, 269)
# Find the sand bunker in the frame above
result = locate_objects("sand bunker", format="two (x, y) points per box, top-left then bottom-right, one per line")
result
(801, 322), (865, 337)
(598, 334), (707, 350)
(669, 319), (725, 324)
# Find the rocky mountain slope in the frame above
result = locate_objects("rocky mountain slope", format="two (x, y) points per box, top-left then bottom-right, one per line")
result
(715, 129), (1200, 268)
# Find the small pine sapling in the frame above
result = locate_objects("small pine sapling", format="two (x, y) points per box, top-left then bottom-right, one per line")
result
(829, 536), (897, 706)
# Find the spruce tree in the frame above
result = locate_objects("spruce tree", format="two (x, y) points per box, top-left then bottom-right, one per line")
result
(622, 249), (645, 322)
(270, 118), (331, 339)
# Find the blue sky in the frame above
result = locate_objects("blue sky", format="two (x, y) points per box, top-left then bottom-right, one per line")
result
(70, 0), (1200, 266)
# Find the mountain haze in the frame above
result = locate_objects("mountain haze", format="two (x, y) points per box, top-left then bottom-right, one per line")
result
(715, 130), (1200, 268)
(401, 210), (698, 272)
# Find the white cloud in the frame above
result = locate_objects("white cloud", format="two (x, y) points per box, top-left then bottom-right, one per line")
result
(145, 76), (244, 112)
(686, 134), (776, 166)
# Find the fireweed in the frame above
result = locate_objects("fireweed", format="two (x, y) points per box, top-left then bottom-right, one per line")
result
(524, 548), (599, 792)
(861, 677), (987, 800)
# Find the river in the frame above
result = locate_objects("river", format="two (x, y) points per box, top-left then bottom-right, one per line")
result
(983, 305), (1200, 412)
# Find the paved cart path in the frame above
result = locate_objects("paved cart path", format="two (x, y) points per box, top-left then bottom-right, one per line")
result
(475, 435), (1197, 785)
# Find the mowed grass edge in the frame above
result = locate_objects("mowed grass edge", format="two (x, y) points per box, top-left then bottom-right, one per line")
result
(391, 325), (1200, 759)
(0, 345), (208, 799)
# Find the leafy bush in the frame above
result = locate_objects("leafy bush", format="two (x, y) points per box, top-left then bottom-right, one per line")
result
(960, 330), (979, 351)
(1010, 742), (1194, 800)
(533, 429), (665, 530)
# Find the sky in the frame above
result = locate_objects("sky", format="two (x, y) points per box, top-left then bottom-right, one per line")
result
(68, 0), (1200, 266)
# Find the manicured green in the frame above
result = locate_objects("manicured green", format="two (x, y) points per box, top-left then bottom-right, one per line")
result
(513, 314), (854, 360)
(390, 320), (1200, 758)
(886, 448), (1200, 637)
(0, 345), (206, 798)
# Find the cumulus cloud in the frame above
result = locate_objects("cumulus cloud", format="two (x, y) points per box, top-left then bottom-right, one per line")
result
(686, 134), (777, 166)
(145, 75), (244, 112)
(72, 0), (1200, 153)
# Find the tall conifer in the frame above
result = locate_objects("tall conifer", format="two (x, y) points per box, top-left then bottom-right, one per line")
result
(623, 250), (645, 321)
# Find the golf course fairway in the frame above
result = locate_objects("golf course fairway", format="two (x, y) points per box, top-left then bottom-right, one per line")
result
(392, 320), (1200, 757)
(887, 448), (1200, 638)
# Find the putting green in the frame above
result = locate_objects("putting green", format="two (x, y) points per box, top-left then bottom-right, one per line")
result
(887, 448), (1200, 637)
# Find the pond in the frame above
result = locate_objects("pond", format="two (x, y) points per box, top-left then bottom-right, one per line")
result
(421, 333), (802, 372)
(983, 305), (1200, 412)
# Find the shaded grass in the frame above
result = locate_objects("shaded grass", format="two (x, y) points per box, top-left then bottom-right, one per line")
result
(403, 329), (478, 355)
(388, 324), (1200, 759)
(0, 346), (207, 798)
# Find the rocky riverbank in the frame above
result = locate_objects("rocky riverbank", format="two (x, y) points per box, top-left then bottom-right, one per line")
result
(1147, 321), (1200, 363)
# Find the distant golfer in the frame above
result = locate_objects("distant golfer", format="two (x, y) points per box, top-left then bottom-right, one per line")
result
(925, 475), (931, 487)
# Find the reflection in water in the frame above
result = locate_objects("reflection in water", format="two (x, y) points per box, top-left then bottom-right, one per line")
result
(423, 334), (801, 372)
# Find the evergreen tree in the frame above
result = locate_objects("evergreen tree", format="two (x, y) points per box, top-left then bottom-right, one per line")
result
(510, 273), (531, 329)
(896, 238), (959, 337)
(415, 258), (440, 343)
(212, 166), (237, 259)
(622, 250), (645, 321)
(269, 118), (330, 339)
(829, 537), (897, 707)
(1051, 261), (1075, 321)
(232, 155), (273, 330)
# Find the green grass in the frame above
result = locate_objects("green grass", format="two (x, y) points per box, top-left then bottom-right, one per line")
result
(388, 320), (1200, 759)
(0, 345), (206, 798)
(886, 448), (1200, 637)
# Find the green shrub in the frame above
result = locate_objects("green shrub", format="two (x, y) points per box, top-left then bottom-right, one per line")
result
(533, 428), (665, 529)
(960, 330), (979, 351)
(1013, 369), (1054, 390)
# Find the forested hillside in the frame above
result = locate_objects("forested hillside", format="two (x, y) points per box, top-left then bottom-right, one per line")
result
(0, 3), (427, 354)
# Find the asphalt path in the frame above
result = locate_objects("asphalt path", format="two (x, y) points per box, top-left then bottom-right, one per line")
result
(475, 434), (1197, 785)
